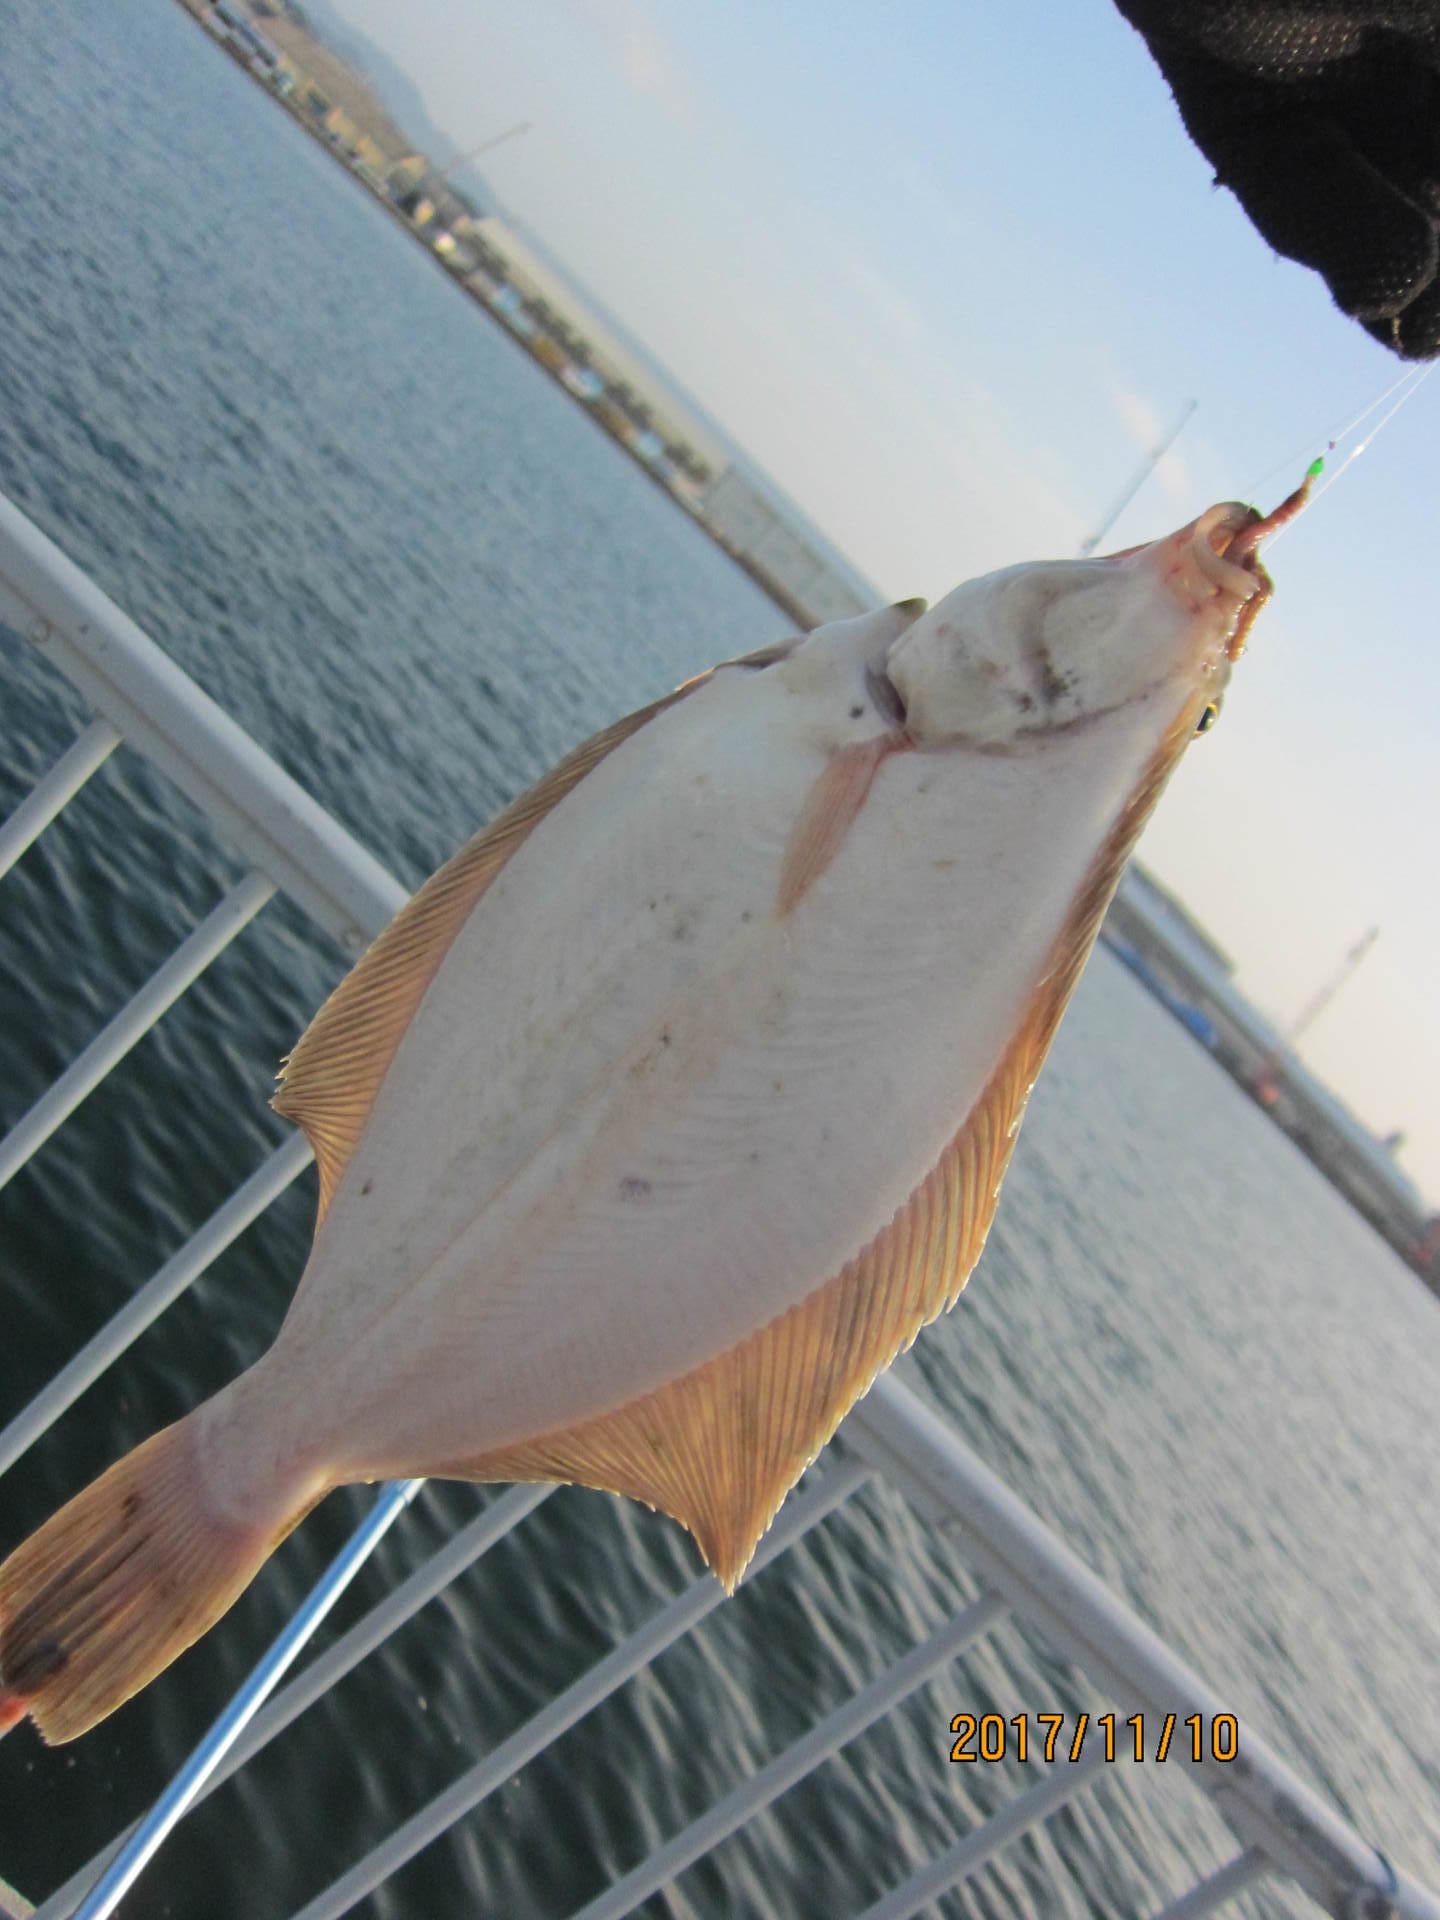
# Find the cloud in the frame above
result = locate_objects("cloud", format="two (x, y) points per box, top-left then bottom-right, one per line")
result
(565, 0), (700, 126)
(666, 234), (1093, 594)
(1109, 380), (1192, 502)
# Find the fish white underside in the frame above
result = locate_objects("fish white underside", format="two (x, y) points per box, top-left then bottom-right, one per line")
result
(3, 505), (1276, 1743)
(261, 615), (1181, 1479)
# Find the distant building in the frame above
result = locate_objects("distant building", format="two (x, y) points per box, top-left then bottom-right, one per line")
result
(1103, 864), (1431, 1279)
(1111, 864), (1235, 982)
(232, 3), (416, 178)
(211, 4), (281, 71)
(463, 219), (726, 477)
(459, 217), (881, 626)
(702, 468), (873, 624)
(489, 283), (537, 340)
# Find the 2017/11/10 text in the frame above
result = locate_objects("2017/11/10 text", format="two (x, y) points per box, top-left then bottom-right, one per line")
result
(948, 1712), (1239, 1764)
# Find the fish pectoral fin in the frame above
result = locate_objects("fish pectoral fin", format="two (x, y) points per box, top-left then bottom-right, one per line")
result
(775, 735), (907, 918)
(273, 680), (721, 1225)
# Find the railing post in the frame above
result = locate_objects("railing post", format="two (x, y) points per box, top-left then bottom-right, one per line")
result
(0, 719), (121, 879)
(67, 1482), (425, 1920)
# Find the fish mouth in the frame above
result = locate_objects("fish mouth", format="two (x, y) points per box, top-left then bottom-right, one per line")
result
(1102, 471), (1315, 663)
(1172, 504), (1269, 664)
(1194, 503), (1263, 598)
(1202, 472), (1315, 657)
(1094, 507), (1255, 604)
(1107, 502), (1263, 670)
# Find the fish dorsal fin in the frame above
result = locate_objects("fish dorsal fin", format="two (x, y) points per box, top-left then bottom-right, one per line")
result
(448, 702), (1197, 1586)
(274, 646), (795, 1224)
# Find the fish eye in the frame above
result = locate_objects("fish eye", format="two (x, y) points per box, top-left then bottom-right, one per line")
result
(1195, 702), (1220, 735)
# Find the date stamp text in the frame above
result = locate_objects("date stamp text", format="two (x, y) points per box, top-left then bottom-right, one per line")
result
(948, 1712), (1239, 1764)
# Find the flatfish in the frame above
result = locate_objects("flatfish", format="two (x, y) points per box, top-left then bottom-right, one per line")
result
(0, 486), (1305, 1741)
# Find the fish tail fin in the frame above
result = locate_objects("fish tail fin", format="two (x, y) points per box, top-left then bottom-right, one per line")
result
(0, 1413), (321, 1744)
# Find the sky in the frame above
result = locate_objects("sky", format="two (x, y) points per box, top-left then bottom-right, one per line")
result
(325, 0), (1440, 1207)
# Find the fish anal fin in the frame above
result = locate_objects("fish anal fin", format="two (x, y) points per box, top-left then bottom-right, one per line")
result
(444, 701), (1196, 1585)
(452, 1033), (1029, 1588)
(273, 681), (726, 1224)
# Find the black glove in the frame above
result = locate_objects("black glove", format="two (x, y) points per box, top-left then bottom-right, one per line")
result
(1114, 1), (1440, 357)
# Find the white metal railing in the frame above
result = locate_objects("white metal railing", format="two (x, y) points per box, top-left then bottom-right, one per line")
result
(2, 485), (1436, 1920)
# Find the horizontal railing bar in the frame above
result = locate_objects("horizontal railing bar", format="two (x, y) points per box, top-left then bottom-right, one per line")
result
(0, 869), (276, 1193)
(854, 1743), (1110, 1920)
(287, 1461), (872, 1920)
(0, 719), (121, 881)
(1149, 1849), (1271, 1920)
(0, 490), (407, 954)
(69, 1481), (426, 1920)
(34, 1485), (554, 1920)
(0, 1131), (313, 1479)
(846, 1377), (1440, 1920)
(572, 1588), (1009, 1920)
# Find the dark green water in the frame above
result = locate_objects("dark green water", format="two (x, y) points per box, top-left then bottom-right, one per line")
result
(0, 4), (1436, 1915)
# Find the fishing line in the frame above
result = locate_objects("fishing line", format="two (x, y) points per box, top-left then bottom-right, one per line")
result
(1240, 361), (1433, 512)
(1243, 361), (1435, 549)
(1303, 360), (1435, 512)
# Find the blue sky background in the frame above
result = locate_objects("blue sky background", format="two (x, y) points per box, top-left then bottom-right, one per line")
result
(327, 0), (1439, 1204)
